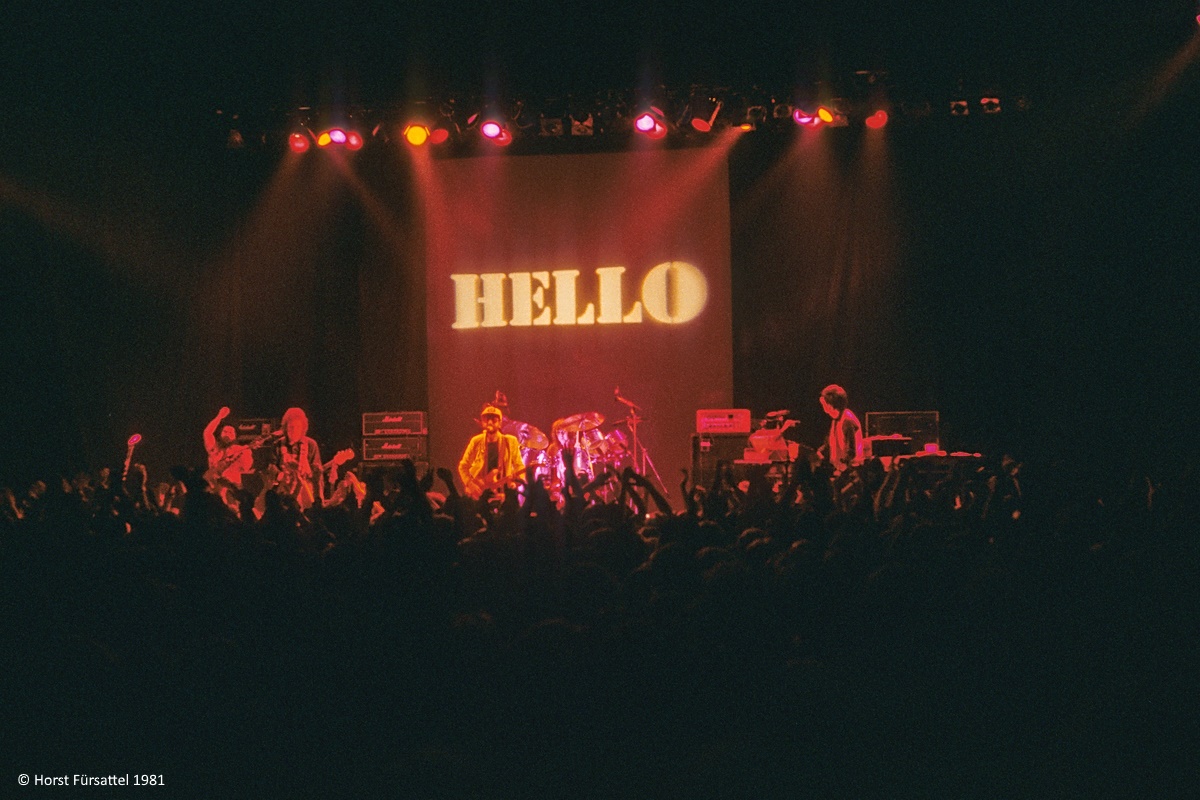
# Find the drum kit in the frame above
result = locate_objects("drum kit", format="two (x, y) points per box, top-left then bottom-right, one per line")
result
(503, 409), (637, 497)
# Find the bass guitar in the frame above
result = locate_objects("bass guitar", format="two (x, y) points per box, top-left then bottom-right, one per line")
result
(464, 464), (528, 500)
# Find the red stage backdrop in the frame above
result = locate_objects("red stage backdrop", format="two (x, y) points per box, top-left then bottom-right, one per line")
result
(424, 149), (732, 493)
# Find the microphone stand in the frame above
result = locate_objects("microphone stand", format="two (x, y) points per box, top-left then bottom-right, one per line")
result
(615, 389), (668, 497)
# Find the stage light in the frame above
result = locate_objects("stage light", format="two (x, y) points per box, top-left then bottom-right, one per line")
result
(495, 128), (513, 146)
(329, 128), (347, 144)
(634, 106), (667, 139)
(865, 110), (889, 129)
(481, 120), (503, 139)
(950, 100), (970, 116)
(345, 131), (363, 150)
(317, 131), (332, 147)
(980, 96), (1001, 114)
(792, 108), (819, 126)
(688, 94), (723, 132)
(288, 132), (310, 153)
(403, 124), (430, 146)
(429, 127), (450, 144)
(817, 106), (835, 124)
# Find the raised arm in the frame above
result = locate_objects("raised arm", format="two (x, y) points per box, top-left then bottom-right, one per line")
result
(203, 406), (230, 453)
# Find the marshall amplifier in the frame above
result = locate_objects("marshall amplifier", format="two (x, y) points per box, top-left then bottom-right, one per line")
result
(696, 409), (752, 434)
(362, 436), (429, 462)
(363, 411), (428, 436)
(234, 418), (278, 444)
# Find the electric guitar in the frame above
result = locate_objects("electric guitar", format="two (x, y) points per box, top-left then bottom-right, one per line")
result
(464, 464), (528, 500)
(204, 430), (276, 490)
(269, 448), (356, 512)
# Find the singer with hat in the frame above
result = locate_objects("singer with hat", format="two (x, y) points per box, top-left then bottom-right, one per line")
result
(459, 404), (526, 499)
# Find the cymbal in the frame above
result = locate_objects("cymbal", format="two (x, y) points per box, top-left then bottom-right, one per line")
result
(521, 425), (549, 450)
(552, 411), (604, 434)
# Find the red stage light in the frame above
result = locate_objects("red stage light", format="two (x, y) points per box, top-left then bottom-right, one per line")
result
(345, 131), (363, 150)
(127, 433), (142, 445)
(689, 97), (722, 132)
(328, 128), (348, 144)
(865, 110), (889, 129)
(429, 128), (450, 145)
(481, 121), (503, 139)
(288, 132), (310, 153)
(495, 128), (513, 146)
(648, 121), (667, 139)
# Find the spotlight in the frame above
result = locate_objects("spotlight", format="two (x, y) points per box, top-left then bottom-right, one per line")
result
(817, 106), (835, 124)
(570, 112), (594, 136)
(864, 110), (889, 129)
(403, 124), (430, 146)
(428, 127), (451, 144)
(481, 120), (504, 139)
(539, 115), (565, 136)
(288, 132), (310, 153)
(329, 128), (348, 144)
(317, 131), (332, 147)
(980, 97), (1001, 114)
(688, 94), (723, 132)
(634, 107), (667, 139)
(792, 108), (820, 126)
(950, 100), (970, 116)
(345, 131), (363, 150)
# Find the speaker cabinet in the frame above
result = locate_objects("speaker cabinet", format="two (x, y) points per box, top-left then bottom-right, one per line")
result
(690, 433), (749, 486)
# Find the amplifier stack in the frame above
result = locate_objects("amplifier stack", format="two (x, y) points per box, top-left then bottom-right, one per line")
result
(361, 411), (429, 474)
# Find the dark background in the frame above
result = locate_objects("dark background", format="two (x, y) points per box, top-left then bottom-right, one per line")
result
(1, 0), (1197, 483)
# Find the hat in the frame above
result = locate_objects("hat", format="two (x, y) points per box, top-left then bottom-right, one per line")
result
(481, 405), (503, 420)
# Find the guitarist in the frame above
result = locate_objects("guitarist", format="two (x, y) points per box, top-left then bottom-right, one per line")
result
(203, 406), (254, 507)
(458, 405), (525, 500)
(272, 406), (325, 511)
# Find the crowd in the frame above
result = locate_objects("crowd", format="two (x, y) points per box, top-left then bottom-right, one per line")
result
(1, 452), (1196, 797)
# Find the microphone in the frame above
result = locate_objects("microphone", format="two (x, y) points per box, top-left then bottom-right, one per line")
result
(613, 387), (642, 411)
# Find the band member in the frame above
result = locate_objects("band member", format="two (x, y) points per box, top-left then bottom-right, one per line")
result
(203, 407), (254, 504)
(458, 405), (525, 499)
(818, 384), (863, 475)
(273, 406), (325, 510)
